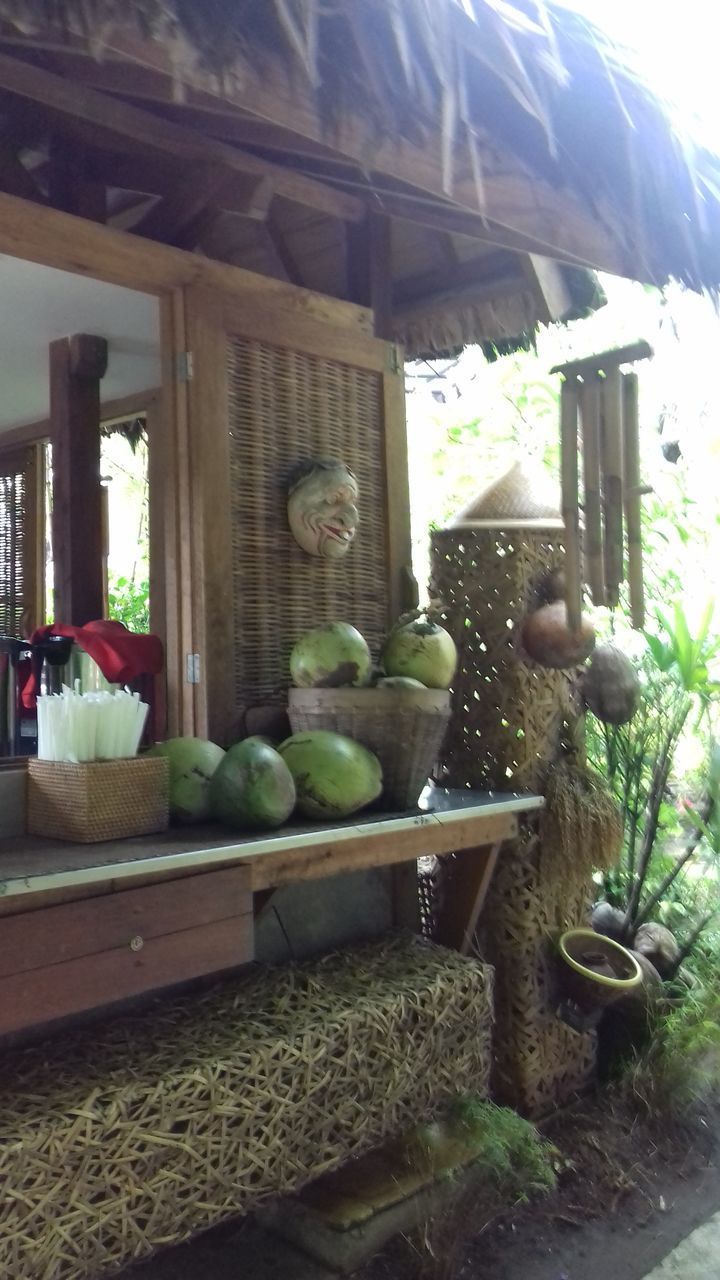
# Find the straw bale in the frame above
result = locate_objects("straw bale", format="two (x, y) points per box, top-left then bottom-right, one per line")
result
(0, 935), (492, 1280)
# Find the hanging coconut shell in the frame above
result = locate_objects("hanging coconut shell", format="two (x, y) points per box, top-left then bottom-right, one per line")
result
(582, 644), (640, 725)
(592, 900), (627, 942)
(633, 922), (681, 979)
(520, 600), (595, 669)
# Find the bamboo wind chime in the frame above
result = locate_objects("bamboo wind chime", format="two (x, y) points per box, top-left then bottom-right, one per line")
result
(552, 341), (653, 632)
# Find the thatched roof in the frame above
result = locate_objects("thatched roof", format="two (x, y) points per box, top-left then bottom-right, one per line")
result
(0, 1), (716, 352)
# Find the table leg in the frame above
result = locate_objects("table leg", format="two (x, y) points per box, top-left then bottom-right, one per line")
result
(435, 842), (502, 955)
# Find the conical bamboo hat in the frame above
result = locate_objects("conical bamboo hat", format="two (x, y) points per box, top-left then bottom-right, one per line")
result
(449, 460), (560, 526)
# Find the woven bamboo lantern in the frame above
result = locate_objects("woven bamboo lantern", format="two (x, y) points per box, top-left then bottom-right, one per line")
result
(429, 462), (596, 1116)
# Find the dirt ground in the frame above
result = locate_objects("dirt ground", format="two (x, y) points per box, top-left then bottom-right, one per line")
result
(360, 1092), (720, 1280)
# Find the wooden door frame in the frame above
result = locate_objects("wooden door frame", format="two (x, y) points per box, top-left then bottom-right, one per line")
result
(0, 191), (394, 742)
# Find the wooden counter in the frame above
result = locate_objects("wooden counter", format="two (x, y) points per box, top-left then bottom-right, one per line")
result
(0, 787), (541, 898)
(0, 787), (542, 1037)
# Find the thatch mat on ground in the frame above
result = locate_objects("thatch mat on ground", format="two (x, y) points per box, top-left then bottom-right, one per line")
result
(0, 935), (492, 1280)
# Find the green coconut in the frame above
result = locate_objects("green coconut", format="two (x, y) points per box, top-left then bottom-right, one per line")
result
(278, 730), (382, 820)
(382, 620), (457, 689)
(209, 739), (296, 830)
(290, 622), (372, 688)
(147, 736), (225, 824)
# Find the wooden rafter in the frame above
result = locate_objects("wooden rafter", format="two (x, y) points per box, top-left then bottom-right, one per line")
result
(130, 168), (230, 245)
(48, 136), (106, 221)
(394, 248), (519, 307)
(0, 50), (365, 224)
(0, 38), (633, 277)
(262, 211), (304, 286)
(520, 254), (573, 324)
(376, 192), (622, 275)
(0, 137), (45, 203)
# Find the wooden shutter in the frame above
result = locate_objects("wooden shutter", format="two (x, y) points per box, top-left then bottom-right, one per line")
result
(0, 443), (44, 637)
(183, 285), (412, 743)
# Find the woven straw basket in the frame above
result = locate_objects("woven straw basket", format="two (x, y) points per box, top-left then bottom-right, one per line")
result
(27, 756), (169, 843)
(288, 686), (451, 810)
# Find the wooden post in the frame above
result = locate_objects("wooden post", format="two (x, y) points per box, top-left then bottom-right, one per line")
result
(435, 843), (503, 955)
(50, 333), (108, 624)
(346, 211), (393, 339)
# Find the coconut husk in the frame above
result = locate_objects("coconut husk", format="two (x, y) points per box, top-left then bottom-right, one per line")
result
(633, 922), (681, 979)
(540, 758), (623, 900)
(591, 900), (626, 942)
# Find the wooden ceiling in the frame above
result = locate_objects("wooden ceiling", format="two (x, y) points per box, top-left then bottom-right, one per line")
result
(0, 36), (595, 352)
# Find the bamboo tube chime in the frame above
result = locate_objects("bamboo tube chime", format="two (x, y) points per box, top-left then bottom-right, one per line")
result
(551, 341), (653, 631)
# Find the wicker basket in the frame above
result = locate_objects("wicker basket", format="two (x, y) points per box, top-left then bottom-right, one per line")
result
(288, 687), (451, 809)
(27, 756), (169, 843)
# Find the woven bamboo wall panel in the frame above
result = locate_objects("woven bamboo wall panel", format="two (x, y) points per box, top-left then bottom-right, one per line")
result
(0, 935), (493, 1280)
(431, 528), (579, 792)
(227, 337), (390, 708)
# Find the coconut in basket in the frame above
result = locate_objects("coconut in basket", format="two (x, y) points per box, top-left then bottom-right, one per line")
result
(287, 616), (455, 809)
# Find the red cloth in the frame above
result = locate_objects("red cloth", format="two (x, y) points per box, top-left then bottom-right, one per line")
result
(20, 620), (164, 709)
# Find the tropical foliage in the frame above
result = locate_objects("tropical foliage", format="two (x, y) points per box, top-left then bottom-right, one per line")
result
(408, 273), (720, 969)
(107, 574), (150, 635)
(590, 605), (719, 955)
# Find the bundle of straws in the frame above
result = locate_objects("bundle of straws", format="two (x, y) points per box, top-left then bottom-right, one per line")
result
(36, 683), (149, 763)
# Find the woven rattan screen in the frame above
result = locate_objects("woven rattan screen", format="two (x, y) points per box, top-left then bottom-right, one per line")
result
(227, 336), (390, 709)
(0, 447), (32, 637)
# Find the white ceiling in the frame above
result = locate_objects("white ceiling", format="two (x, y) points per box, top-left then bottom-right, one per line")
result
(0, 256), (161, 431)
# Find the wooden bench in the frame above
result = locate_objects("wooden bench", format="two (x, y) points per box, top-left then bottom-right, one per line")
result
(0, 934), (493, 1280)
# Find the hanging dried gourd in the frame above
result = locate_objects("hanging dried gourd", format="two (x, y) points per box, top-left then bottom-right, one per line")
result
(582, 644), (640, 725)
(520, 599), (595, 669)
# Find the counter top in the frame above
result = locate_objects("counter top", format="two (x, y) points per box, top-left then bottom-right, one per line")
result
(0, 787), (543, 898)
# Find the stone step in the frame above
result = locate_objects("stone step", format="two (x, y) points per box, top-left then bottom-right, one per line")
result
(261, 1113), (491, 1273)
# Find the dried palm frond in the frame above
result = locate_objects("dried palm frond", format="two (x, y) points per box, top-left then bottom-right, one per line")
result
(540, 757), (623, 899)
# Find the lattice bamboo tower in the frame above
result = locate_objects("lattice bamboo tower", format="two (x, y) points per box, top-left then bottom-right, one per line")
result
(430, 471), (595, 1116)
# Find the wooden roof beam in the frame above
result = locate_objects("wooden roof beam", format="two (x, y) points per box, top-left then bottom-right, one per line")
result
(129, 170), (273, 247)
(519, 254), (573, 324)
(375, 191), (613, 273)
(48, 136), (106, 221)
(83, 152), (276, 228)
(393, 249), (520, 308)
(394, 269), (530, 327)
(0, 32), (634, 278)
(0, 138), (45, 203)
(0, 50), (365, 224)
(262, 212), (305, 286)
